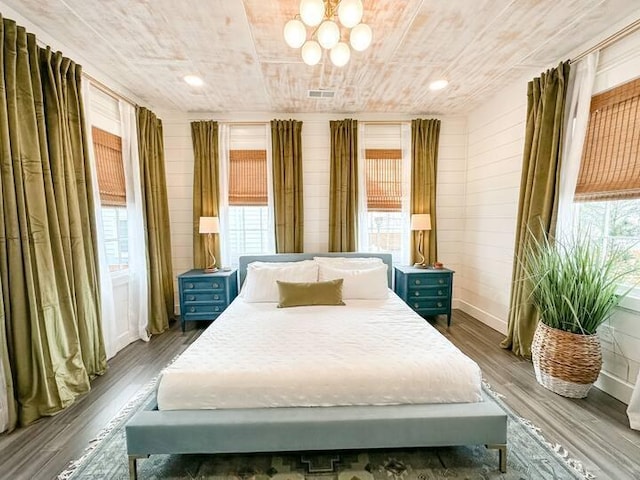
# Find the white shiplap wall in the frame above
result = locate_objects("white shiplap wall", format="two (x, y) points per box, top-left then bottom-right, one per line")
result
(461, 29), (640, 403)
(160, 112), (467, 311)
(460, 75), (533, 334)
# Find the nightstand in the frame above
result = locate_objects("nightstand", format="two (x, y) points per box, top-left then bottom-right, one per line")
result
(178, 269), (238, 332)
(394, 265), (454, 326)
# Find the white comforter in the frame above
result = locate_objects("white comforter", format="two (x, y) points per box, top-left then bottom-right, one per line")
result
(157, 292), (482, 410)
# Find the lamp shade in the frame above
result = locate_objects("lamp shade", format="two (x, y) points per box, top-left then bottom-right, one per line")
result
(199, 216), (220, 234)
(410, 214), (431, 231)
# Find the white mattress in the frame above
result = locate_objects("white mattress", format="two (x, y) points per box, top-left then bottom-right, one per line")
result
(157, 292), (483, 410)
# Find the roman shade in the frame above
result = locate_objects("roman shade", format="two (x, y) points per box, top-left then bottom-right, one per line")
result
(229, 149), (268, 205)
(575, 77), (640, 201)
(365, 149), (402, 212)
(92, 126), (126, 206)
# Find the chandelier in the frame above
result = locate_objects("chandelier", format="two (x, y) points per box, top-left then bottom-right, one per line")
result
(283, 0), (373, 67)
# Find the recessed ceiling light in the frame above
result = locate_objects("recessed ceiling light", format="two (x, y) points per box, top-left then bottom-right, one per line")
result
(429, 79), (448, 91)
(183, 75), (204, 87)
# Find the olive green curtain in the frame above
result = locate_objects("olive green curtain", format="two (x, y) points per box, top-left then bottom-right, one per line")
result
(411, 119), (440, 264)
(137, 107), (174, 335)
(191, 121), (220, 269)
(501, 61), (570, 358)
(0, 17), (106, 429)
(270, 119), (304, 253)
(328, 119), (358, 252)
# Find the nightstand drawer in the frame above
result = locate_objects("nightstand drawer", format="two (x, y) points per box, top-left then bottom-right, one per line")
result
(182, 312), (222, 321)
(408, 299), (448, 311)
(183, 303), (225, 315)
(407, 286), (449, 298)
(182, 279), (227, 292)
(183, 292), (227, 303)
(409, 274), (450, 287)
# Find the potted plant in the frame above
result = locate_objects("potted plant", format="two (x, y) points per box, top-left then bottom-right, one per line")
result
(526, 232), (636, 398)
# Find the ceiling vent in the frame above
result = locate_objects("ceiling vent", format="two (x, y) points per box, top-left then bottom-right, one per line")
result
(308, 89), (335, 99)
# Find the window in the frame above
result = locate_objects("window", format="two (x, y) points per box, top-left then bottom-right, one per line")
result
(573, 77), (640, 290)
(222, 125), (274, 267)
(92, 126), (128, 272)
(365, 148), (404, 259)
(358, 124), (410, 264)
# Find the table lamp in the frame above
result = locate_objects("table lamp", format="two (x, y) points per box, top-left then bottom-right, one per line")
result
(411, 213), (431, 268)
(199, 216), (219, 272)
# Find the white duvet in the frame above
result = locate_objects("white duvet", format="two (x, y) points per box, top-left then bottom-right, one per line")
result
(157, 292), (483, 410)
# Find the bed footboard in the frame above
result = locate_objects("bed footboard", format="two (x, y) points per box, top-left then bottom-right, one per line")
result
(126, 393), (507, 477)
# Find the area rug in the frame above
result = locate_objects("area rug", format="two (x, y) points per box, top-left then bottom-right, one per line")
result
(58, 379), (594, 480)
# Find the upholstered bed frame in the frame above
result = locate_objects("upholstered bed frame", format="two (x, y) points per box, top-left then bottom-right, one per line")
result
(125, 253), (508, 479)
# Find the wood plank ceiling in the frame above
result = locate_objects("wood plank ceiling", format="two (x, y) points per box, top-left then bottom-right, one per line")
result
(4, 0), (640, 114)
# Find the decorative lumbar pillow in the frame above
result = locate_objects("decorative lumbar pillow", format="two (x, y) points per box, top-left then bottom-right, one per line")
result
(276, 279), (345, 308)
(318, 263), (388, 300)
(241, 260), (319, 302)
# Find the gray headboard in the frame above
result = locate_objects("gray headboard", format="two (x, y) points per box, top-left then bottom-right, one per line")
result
(238, 252), (393, 288)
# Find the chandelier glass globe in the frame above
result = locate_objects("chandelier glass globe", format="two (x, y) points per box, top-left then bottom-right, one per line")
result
(337, 0), (363, 28)
(317, 20), (340, 50)
(284, 19), (307, 48)
(349, 23), (372, 51)
(301, 40), (322, 65)
(330, 42), (351, 67)
(300, 0), (325, 27)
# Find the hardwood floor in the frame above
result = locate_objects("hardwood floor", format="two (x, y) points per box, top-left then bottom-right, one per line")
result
(1, 312), (639, 480)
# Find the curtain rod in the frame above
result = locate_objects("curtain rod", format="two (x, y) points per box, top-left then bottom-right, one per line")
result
(82, 71), (138, 107)
(571, 17), (640, 63)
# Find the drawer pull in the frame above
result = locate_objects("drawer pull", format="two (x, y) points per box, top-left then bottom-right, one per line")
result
(438, 279), (444, 284)
(414, 279), (421, 285)
(189, 307), (196, 313)
(437, 302), (442, 307)
(414, 303), (419, 308)
(414, 291), (420, 297)
(214, 295), (220, 300)
(212, 283), (219, 288)
(214, 306), (220, 312)
(188, 295), (195, 301)
(187, 283), (194, 289)
(438, 290), (443, 295)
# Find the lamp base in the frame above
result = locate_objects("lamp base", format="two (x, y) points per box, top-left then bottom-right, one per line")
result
(413, 263), (431, 269)
(204, 267), (219, 273)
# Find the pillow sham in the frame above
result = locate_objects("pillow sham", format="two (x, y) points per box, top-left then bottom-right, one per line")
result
(276, 279), (345, 308)
(241, 260), (319, 302)
(313, 256), (383, 270)
(318, 263), (388, 300)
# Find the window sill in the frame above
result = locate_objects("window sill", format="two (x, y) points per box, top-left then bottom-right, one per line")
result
(617, 287), (640, 313)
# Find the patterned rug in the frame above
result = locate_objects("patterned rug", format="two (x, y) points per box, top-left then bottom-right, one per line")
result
(58, 380), (593, 480)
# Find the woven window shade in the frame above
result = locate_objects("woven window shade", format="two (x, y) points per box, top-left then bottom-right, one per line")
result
(229, 149), (268, 206)
(92, 127), (126, 206)
(575, 78), (640, 202)
(365, 149), (403, 211)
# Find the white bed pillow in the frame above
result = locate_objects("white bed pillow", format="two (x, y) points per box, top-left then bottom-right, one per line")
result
(241, 260), (319, 302)
(313, 256), (383, 269)
(318, 263), (388, 299)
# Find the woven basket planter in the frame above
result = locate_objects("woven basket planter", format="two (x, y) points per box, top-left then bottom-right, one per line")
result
(531, 321), (602, 398)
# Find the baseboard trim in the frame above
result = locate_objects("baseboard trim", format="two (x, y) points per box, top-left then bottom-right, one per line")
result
(456, 299), (507, 335)
(595, 370), (633, 405)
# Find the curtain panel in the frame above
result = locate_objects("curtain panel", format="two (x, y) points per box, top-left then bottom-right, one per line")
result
(137, 107), (174, 335)
(501, 61), (570, 358)
(410, 119), (441, 265)
(270, 119), (304, 253)
(0, 17), (107, 430)
(329, 119), (358, 252)
(191, 121), (221, 269)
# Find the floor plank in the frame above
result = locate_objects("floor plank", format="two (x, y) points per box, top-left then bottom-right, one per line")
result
(0, 312), (639, 480)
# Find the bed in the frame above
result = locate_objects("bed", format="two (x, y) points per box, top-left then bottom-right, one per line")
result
(125, 253), (507, 480)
